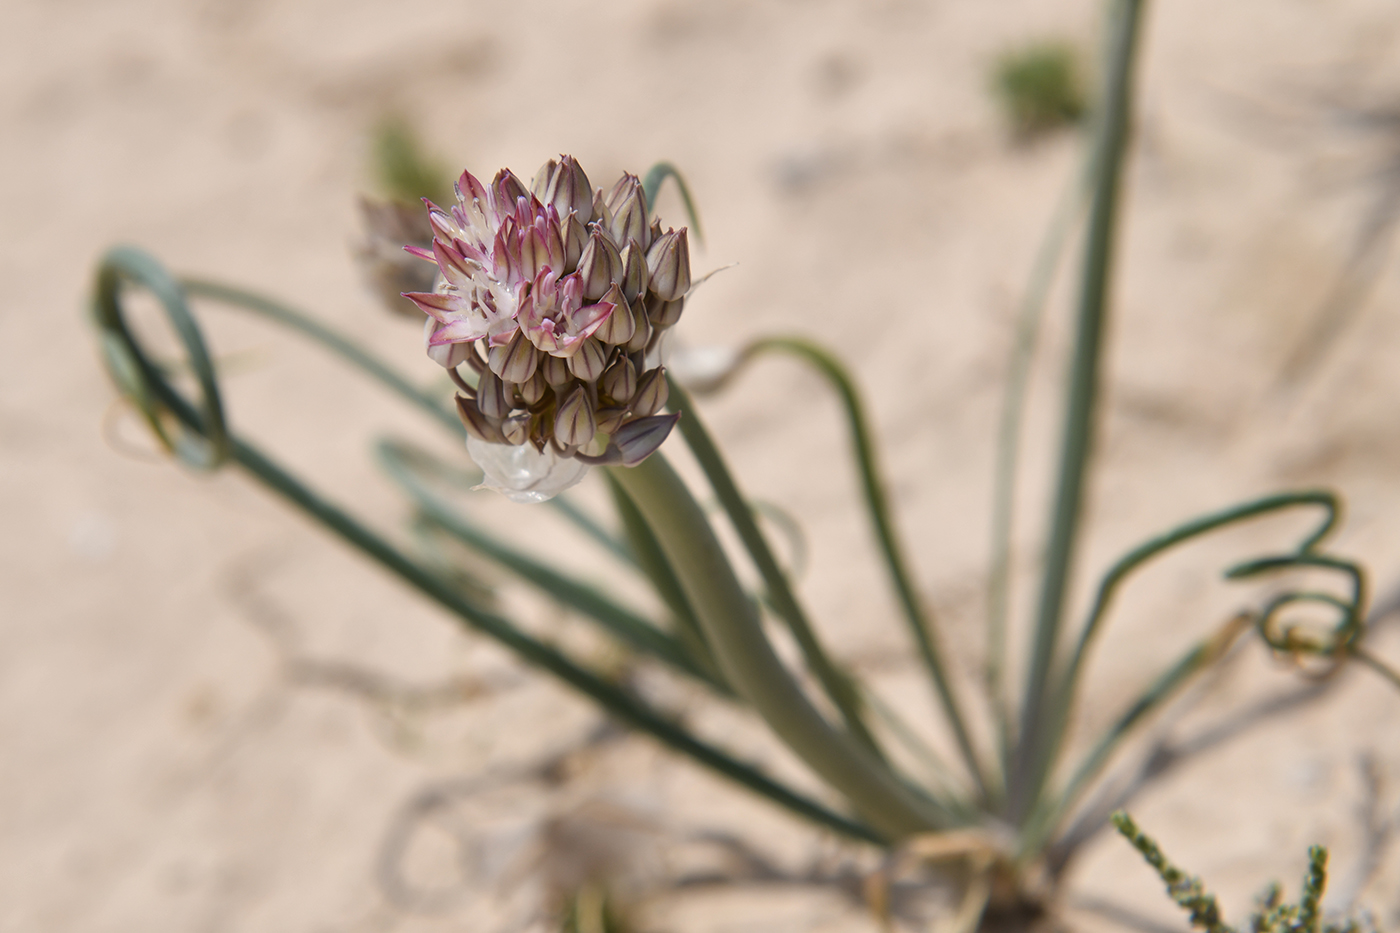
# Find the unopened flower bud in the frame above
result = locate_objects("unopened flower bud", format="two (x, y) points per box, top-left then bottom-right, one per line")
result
(625, 300), (652, 353)
(630, 366), (669, 417)
(646, 229), (690, 302)
(554, 384), (596, 449)
(541, 353), (572, 386)
(591, 190), (611, 235)
(493, 169), (529, 209)
(647, 293), (684, 329)
(605, 174), (634, 212)
(620, 239), (649, 302)
(476, 370), (512, 420)
(576, 231), (623, 301)
(608, 178), (648, 251)
(615, 412), (680, 467)
(593, 284), (636, 346)
(456, 395), (506, 444)
(567, 336), (609, 382)
(599, 355), (637, 404)
(562, 212), (588, 269)
(531, 158), (557, 199)
(595, 406), (627, 434)
(517, 370), (548, 406)
(519, 225), (550, 281)
(488, 329), (541, 383)
(545, 155), (594, 224)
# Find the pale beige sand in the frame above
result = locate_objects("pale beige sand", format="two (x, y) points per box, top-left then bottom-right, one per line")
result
(4, 0), (1400, 930)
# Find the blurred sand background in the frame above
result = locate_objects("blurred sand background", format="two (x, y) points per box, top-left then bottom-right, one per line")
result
(5, 0), (1400, 930)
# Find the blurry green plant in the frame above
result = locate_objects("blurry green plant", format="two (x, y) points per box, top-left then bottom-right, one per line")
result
(993, 41), (1088, 139)
(1113, 812), (1368, 933)
(87, 0), (1400, 929)
(370, 114), (453, 208)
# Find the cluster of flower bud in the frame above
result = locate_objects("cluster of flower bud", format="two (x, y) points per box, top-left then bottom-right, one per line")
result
(402, 156), (689, 476)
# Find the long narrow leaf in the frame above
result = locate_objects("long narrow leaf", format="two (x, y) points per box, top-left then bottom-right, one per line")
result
(667, 376), (888, 760)
(90, 246), (885, 845)
(377, 438), (726, 691)
(604, 472), (722, 680)
(733, 337), (988, 799)
(1011, 0), (1149, 822)
(1022, 613), (1252, 857)
(177, 277), (635, 568)
(641, 162), (705, 245)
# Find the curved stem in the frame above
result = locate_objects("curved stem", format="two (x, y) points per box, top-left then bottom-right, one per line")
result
(739, 337), (988, 799)
(177, 276), (632, 567)
(91, 246), (884, 846)
(181, 277), (459, 432)
(641, 162), (705, 245)
(609, 454), (952, 840)
(1029, 492), (1341, 801)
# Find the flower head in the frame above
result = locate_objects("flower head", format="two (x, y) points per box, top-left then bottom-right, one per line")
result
(402, 156), (691, 500)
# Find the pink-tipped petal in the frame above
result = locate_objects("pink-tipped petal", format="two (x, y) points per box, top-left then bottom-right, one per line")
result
(429, 318), (489, 344)
(402, 290), (461, 322)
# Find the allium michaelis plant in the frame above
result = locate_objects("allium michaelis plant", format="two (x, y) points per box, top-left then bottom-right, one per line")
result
(402, 157), (687, 501)
(87, 0), (1400, 928)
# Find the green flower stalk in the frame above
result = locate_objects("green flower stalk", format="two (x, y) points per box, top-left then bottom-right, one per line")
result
(403, 156), (689, 501)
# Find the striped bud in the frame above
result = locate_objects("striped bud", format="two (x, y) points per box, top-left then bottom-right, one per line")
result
(625, 300), (652, 353)
(620, 238), (649, 302)
(545, 155), (594, 225)
(576, 231), (623, 301)
(593, 284), (636, 346)
(492, 169), (529, 209)
(615, 413), (680, 467)
(487, 328), (541, 383)
(630, 366), (669, 417)
(530, 159), (556, 199)
(591, 190), (611, 235)
(554, 384), (596, 449)
(517, 370), (548, 406)
(599, 355), (637, 404)
(541, 353), (572, 386)
(562, 212), (588, 269)
(476, 370), (512, 420)
(595, 406), (627, 435)
(608, 177), (648, 251)
(519, 225), (549, 281)
(645, 229), (690, 302)
(567, 336), (609, 382)
(456, 395), (506, 444)
(647, 294), (684, 329)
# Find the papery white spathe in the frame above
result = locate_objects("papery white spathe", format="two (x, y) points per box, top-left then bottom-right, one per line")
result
(465, 436), (590, 504)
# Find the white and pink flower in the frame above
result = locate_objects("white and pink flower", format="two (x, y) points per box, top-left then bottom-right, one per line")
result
(401, 156), (692, 500)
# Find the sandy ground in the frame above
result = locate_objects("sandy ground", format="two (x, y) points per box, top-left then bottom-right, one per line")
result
(5, 0), (1400, 930)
